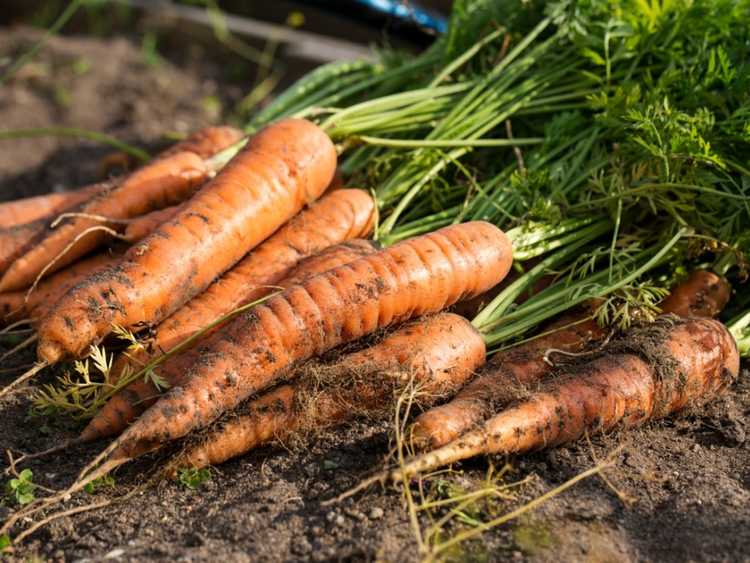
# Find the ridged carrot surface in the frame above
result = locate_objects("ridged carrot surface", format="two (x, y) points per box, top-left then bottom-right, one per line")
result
(37, 119), (337, 363)
(81, 238), (378, 442)
(412, 270), (732, 449)
(172, 313), (485, 470)
(102, 221), (512, 459)
(393, 317), (739, 479)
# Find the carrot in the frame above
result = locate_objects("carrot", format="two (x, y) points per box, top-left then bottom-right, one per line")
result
(0, 126), (243, 293)
(80, 238), (378, 442)
(0, 219), (51, 274)
(657, 270), (731, 318)
(122, 206), (181, 243)
(391, 317), (740, 480)
(0, 184), (105, 229)
(36, 118), (338, 363)
(411, 269), (732, 449)
(171, 312), (485, 471)
(161, 126), (244, 159)
(98, 221), (511, 461)
(111, 189), (375, 381)
(0, 253), (120, 324)
(0, 152), (209, 292)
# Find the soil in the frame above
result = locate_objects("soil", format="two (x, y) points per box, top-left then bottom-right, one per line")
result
(1, 28), (749, 563)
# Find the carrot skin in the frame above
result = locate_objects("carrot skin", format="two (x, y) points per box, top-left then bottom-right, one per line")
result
(0, 253), (120, 323)
(110, 221), (512, 459)
(162, 126), (243, 160)
(122, 206), (181, 243)
(396, 317), (739, 478)
(36, 118), (337, 363)
(0, 151), (210, 292)
(173, 313), (485, 470)
(658, 270), (731, 318)
(80, 238), (377, 442)
(412, 269), (732, 449)
(0, 184), (105, 229)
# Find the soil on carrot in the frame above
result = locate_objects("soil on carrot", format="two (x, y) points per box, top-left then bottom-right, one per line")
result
(1, 29), (749, 563)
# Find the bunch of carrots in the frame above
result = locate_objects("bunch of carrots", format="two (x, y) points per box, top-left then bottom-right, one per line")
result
(1, 0), (749, 546)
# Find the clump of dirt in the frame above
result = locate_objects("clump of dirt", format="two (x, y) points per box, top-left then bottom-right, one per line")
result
(1, 30), (749, 563)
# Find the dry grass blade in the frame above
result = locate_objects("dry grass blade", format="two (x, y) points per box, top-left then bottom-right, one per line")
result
(0, 362), (47, 401)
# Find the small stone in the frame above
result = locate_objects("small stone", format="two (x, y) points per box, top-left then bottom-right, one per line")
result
(104, 548), (126, 559)
(335, 515), (346, 526)
(311, 526), (324, 537)
(369, 507), (384, 520)
(512, 550), (523, 560)
(326, 511), (337, 522)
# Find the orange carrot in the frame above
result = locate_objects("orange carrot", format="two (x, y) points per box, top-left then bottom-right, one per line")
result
(122, 206), (181, 243)
(36, 118), (337, 363)
(392, 317), (739, 480)
(81, 238), (377, 442)
(0, 151), (209, 292)
(658, 270), (731, 318)
(0, 253), (120, 323)
(0, 184), (105, 229)
(0, 219), (51, 274)
(0, 126), (243, 293)
(171, 312), (485, 471)
(161, 126), (244, 160)
(99, 221), (511, 461)
(411, 269), (732, 449)
(111, 189), (374, 381)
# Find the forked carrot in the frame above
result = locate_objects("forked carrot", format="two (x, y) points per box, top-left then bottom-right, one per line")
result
(81, 238), (378, 442)
(37, 118), (338, 363)
(92, 221), (512, 463)
(169, 313), (485, 471)
(411, 270), (732, 449)
(390, 317), (739, 480)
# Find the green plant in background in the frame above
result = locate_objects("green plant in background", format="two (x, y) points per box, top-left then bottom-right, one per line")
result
(177, 467), (211, 490)
(5, 469), (36, 507)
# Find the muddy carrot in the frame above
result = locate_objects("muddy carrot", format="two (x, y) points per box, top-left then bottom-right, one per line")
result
(99, 221), (511, 461)
(36, 118), (337, 363)
(391, 317), (739, 480)
(0, 253), (120, 323)
(171, 313), (485, 471)
(411, 270), (732, 449)
(81, 238), (378, 442)
(111, 189), (374, 381)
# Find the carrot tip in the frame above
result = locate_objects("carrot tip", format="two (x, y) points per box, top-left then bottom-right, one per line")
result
(37, 340), (63, 364)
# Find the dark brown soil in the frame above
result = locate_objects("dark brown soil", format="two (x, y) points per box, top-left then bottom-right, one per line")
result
(1, 29), (749, 563)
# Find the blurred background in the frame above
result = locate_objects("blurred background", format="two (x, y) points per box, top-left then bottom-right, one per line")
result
(0, 1), (449, 197)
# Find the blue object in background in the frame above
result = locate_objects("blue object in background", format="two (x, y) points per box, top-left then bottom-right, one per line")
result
(354, 0), (447, 34)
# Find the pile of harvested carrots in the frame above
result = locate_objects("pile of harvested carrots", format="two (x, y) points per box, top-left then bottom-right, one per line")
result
(1, 0), (749, 546)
